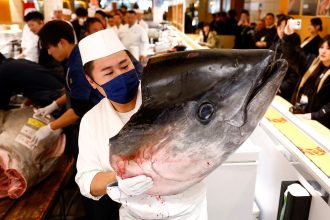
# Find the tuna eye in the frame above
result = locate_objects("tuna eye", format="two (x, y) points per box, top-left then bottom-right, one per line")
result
(197, 102), (214, 124)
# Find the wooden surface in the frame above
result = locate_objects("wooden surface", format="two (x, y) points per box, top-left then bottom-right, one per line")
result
(0, 155), (75, 220)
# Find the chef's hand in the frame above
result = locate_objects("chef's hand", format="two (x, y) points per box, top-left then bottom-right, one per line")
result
(34, 101), (59, 117)
(106, 175), (153, 200)
(296, 113), (312, 120)
(29, 124), (57, 146)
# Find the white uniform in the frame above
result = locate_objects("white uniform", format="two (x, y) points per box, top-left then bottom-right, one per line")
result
(119, 22), (149, 58)
(76, 86), (208, 219)
(112, 24), (127, 36)
(20, 24), (39, 63)
(138, 19), (149, 33)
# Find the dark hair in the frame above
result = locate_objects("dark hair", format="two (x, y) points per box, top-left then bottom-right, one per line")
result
(127, 10), (136, 15)
(276, 15), (292, 27)
(75, 7), (88, 17)
(24, 11), (44, 22)
(83, 50), (142, 79)
(38, 20), (75, 48)
(114, 12), (121, 17)
(228, 9), (236, 18)
(311, 17), (323, 31)
(203, 22), (210, 27)
(95, 10), (108, 19)
(266, 13), (275, 18)
(241, 9), (249, 16)
(84, 17), (103, 33)
(319, 35), (330, 48)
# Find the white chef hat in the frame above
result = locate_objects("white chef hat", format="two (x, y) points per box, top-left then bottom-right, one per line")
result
(134, 9), (143, 14)
(62, 8), (72, 15)
(78, 28), (126, 65)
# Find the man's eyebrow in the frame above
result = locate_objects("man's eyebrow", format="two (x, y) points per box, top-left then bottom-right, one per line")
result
(119, 58), (128, 65)
(100, 65), (113, 72)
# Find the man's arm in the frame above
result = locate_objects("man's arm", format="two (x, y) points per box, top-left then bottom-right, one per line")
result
(49, 108), (80, 130)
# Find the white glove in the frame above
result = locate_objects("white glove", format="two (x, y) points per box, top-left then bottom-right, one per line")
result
(107, 175), (153, 201)
(29, 124), (56, 146)
(34, 101), (59, 117)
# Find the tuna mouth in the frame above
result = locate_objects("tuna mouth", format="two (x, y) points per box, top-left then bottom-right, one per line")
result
(0, 167), (27, 199)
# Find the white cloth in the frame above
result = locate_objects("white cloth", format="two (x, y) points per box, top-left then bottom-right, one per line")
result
(112, 24), (127, 36)
(20, 24), (39, 63)
(138, 19), (149, 33)
(119, 22), (149, 57)
(75, 85), (207, 219)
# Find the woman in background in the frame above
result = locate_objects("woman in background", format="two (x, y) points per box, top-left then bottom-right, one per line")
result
(283, 21), (330, 128)
(300, 17), (323, 57)
(197, 22), (217, 48)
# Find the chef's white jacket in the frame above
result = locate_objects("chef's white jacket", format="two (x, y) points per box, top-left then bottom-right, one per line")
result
(75, 86), (207, 219)
(21, 24), (39, 63)
(138, 19), (149, 33)
(119, 22), (149, 57)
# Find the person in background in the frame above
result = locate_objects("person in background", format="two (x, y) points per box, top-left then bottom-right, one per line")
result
(135, 9), (148, 32)
(95, 10), (109, 29)
(62, 8), (72, 22)
(17, 11), (43, 63)
(76, 28), (207, 220)
(234, 9), (254, 49)
(112, 12), (125, 35)
(226, 9), (238, 35)
(119, 10), (149, 64)
(52, 7), (63, 20)
(301, 17), (323, 57)
(84, 17), (104, 36)
(108, 14), (115, 28)
(252, 18), (265, 47)
(30, 20), (103, 153)
(255, 13), (277, 49)
(196, 22), (217, 48)
(72, 7), (88, 41)
(283, 21), (330, 128)
(271, 15), (301, 102)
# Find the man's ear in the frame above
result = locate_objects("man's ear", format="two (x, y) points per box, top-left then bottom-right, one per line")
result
(85, 74), (97, 89)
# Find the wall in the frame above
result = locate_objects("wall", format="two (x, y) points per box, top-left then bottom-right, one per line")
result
(279, 0), (330, 40)
(0, 0), (11, 24)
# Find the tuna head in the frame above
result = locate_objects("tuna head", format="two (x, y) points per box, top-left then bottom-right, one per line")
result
(109, 49), (288, 195)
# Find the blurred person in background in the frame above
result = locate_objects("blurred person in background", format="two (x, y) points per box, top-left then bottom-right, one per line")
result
(72, 7), (88, 41)
(17, 11), (44, 63)
(135, 9), (148, 32)
(226, 9), (238, 35)
(271, 15), (301, 102)
(84, 17), (104, 36)
(255, 13), (276, 49)
(234, 9), (254, 49)
(301, 17), (323, 57)
(196, 22), (217, 48)
(62, 8), (72, 22)
(119, 10), (149, 64)
(95, 10), (109, 29)
(283, 21), (330, 128)
(112, 12), (126, 35)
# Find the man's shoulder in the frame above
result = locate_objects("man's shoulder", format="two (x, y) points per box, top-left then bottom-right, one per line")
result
(82, 98), (107, 122)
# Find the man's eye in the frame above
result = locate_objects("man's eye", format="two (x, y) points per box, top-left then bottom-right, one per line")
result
(121, 65), (129, 70)
(105, 72), (113, 75)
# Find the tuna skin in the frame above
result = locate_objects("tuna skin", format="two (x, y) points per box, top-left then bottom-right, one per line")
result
(110, 49), (288, 196)
(0, 107), (65, 199)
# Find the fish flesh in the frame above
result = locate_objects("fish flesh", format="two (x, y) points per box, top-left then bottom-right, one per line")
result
(109, 49), (288, 195)
(0, 107), (65, 199)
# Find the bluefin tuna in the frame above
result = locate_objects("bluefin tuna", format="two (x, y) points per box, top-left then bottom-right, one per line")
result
(109, 49), (287, 195)
(0, 107), (65, 199)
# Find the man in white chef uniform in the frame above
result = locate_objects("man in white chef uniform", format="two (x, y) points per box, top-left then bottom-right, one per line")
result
(118, 10), (149, 64)
(75, 29), (207, 220)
